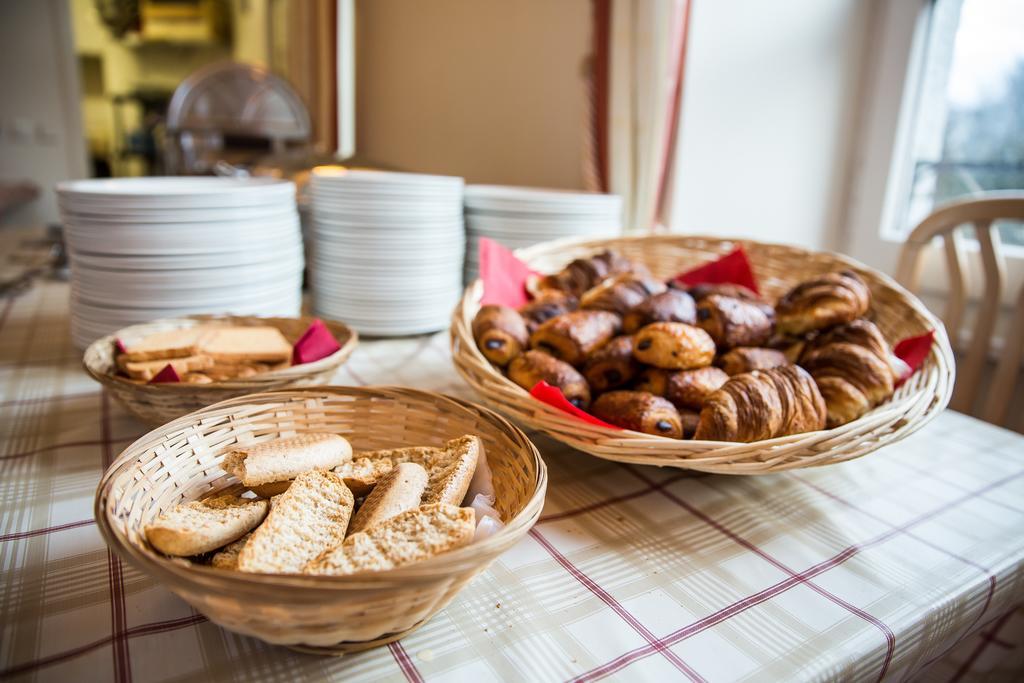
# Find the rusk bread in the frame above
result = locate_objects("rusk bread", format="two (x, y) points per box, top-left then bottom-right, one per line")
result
(120, 354), (213, 381)
(119, 326), (213, 362)
(145, 494), (268, 557)
(237, 471), (354, 573)
(210, 532), (251, 570)
(348, 462), (428, 534)
(222, 433), (353, 486)
(305, 504), (475, 575)
(358, 435), (482, 506)
(200, 326), (293, 363)
(248, 456), (396, 498)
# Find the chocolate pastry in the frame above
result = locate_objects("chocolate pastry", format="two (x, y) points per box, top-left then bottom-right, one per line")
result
(716, 347), (790, 376)
(531, 250), (640, 298)
(583, 335), (640, 392)
(508, 350), (591, 409)
(622, 289), (697, 333)
(634, 366), (729, 410)
(529, 310), (622, 366)
(472, 305), (529, 366)
(590, 391), (683, 438)
(686, 282), (775, 318)
(580, 272), (667, 316)
(680, 409), (700, 438)
(799, 341), (895, 428)
(519, 291), (579, 333)
(695, 295), (773, 349)
(694, 365), (826, 442)
(775, 270), (871, 336)
(633, 322), (715, 370)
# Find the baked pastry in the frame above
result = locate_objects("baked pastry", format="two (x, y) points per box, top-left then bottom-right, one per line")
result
(802, 318), (891, 366)
(634, 366), (729, 410)
(529, 310), (621, 366)
(582, 335), (640, 392)
(590, 391), (683, 438)
(622, 289), (697, 334)
(531, 250), (639, 297)
(775, 270), (871, 336)
(686, 282), (775, 317)
(222, 433), (352, 487)
(508, 350), (591, 408)
(472, 305), (529, 366)
(799, 341), (895, 428)
(695, 295), (773, 349)
(716, 347), (790, 376)
(580, 272), (667, 316)
(694, 365), (826, 442)
(145, 494), (269, 557)
(680, 410), (700, 438)
(519, 290), (579, 333)
(633, 322), (716, 370)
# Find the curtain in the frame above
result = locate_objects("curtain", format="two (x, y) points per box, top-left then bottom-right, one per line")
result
(588, 0), (691, 232)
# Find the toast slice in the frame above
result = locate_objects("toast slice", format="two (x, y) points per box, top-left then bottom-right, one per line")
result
(237, 470), (354, 573)
(200, 326), (293, 364)
(348, 462), (428, 535)
(145, 494), (268, 557)
(333, 456), (395, 497)
(222, 433), (352, 487)
(120, 354), (213, 381)
(210, 532), (251, 570)
(305, 503), (475, 575)
(358, 436), (481, 506)
(120, 326), (213, 362)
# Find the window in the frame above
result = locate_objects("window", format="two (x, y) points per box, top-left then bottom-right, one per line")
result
(898, 0), (1024, 246)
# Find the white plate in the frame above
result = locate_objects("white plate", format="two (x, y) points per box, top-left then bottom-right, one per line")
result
(69, 242), (304, 271)
(71, 258), (303, 288)
(57, 177), (295, 208)
(60, 203), (297, 224)
(65, 223), (301, 257)
(312, 168), (463, 188)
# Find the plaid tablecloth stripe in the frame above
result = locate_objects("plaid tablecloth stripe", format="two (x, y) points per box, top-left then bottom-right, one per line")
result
(2, 278), (1023, 683)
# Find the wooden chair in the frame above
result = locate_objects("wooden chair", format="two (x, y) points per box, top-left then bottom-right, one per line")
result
(895, 193), (1024, 426)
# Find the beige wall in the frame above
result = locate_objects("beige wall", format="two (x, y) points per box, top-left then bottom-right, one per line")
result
(354, 0), (591, 189)
(667, 0), (872, 250)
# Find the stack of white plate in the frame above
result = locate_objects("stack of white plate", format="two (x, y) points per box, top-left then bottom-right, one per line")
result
(463, 185), (623, 281)
(308, 169), (465, 336)
(57, 177), (304, 349)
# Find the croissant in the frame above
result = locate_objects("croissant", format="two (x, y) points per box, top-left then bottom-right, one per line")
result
(531, 250), (640, 297)
(472, 305), (529, 366)
(799, 341), (894, 428)
(695, 295), (774, 350)
(634, 322), (716, 370)
(775, 270), (871, 336)
(530, 310), (622, 366)
(802, 318), (891, 368)
(583, 335), (640, 392)
(634, 366), (728, 410)
(519, 291), (579, 333)
(716, 347), (789, 376)
(686, 282), (775, 318)
(622, 290), (697, 334)
(694, 365), (826, 442)
(590, 391), (683, 438)
(680, 409), (700, 438)
(508, 350), (591, 408)
(581, 272), (666, 316)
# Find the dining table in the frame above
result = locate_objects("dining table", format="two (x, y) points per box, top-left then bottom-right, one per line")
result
(2, 269), (1024, 682)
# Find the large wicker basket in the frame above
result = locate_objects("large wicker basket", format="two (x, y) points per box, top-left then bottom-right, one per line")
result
(83, 314), (357, 425)
(451, 234), (955, 474)
(95, 386), (546, 652)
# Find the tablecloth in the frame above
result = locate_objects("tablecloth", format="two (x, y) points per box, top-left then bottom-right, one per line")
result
(2, 277), (1024, 682)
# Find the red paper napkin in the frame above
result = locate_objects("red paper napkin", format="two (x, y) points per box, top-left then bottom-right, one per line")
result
(479, 238), (537, 308)
(114, 338), (127, 354)
(292, 319), (342, 365)
(672, 247), (760, 295)
(893, 329), (935, 386)
(148, 364), (181, 384)
(529, 381), (621, 430)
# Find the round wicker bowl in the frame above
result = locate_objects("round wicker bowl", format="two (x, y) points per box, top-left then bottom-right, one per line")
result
(451, 234), (955, 474)
(83, 314), (357, 425)
(94, 386), (546, 652)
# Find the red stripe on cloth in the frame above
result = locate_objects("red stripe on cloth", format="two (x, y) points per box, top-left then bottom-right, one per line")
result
(0, 518), (95, 543)
(0, 390), (99, 409)
(1, 436), (141, 461)
(0, 614), (207, 678)
(101, 392), (132, 683)
(538, 472), (694, 524)
(950, 607), (1019, 682)
(530, 528), (706, 682)
(387, 641), (425, 683)
(653, 0), (694, 227)
(573, 467), (1024, 682)
(913, 605), (1022, 681)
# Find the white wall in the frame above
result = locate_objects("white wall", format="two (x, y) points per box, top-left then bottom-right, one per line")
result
(0, 0), (87, 227)
(666, 0), (872, 250)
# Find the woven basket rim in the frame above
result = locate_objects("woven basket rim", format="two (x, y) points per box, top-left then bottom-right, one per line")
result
(82, 314), (358, 392)
(94, 385), (548, 592)
(450, 233), (955, 471)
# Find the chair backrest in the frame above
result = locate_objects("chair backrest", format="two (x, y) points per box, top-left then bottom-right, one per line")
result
(895, 192), (1024, 425)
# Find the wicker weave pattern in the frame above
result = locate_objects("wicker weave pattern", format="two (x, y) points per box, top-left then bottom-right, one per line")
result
(450, 235), (955, 473)
(83, 315), (358, 425)
(95, 386), (546, 651)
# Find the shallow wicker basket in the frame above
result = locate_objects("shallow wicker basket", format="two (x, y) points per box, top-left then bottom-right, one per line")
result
(95, 386), (546, 653)
(451, 234), (955, 474)
(83, 315), (357, 425)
